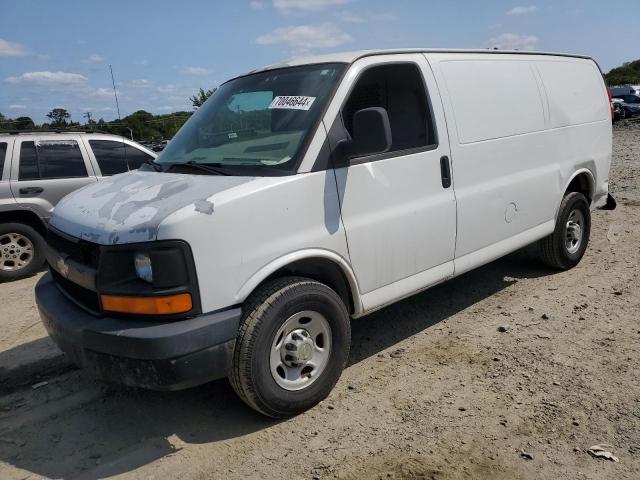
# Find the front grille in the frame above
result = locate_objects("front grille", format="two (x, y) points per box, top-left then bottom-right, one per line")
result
(50, 268), (101, 314)
(47, 228), (101, 314)
(47, 229), (100, 268)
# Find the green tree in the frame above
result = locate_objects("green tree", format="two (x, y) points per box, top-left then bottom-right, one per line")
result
(190, 87), (216, 109)
(604, 60), (640, 86)
(13, 116), (35, 130)
(46, 108), (71, 126)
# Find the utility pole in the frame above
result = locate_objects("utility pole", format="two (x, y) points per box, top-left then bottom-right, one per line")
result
(83, 111), (92, 125)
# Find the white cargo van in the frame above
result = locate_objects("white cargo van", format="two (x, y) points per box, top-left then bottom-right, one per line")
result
(36, 49), (615, 418)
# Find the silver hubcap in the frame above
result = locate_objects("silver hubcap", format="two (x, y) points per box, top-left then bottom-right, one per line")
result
(0, 233), (34, 272)
(565, 209), (585, 255)
(270, 310), (332, 391)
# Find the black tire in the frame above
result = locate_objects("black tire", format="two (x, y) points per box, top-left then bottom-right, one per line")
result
(538, 192), (591, 270)
(0, 223), (46, 282)
(230, 276), (351, 418)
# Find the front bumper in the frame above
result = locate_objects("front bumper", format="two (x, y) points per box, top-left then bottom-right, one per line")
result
(36, 273), (241, 390)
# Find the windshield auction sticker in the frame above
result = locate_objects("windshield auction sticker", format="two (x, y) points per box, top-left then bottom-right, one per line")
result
(269, 96), (316, 111)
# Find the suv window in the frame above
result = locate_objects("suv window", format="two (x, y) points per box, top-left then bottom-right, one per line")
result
(89, 140), (154, 175)
(0, 142), (6, 181)
(124, 144), (154, 169)
(19, 140), (88, 180)
(343, 63), (436, 154)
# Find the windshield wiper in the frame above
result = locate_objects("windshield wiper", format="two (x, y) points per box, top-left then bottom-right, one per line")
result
(165, 161), (231, 176)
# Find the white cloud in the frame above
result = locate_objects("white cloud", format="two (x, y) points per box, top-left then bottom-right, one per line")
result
(9, 104), (27, 109)
(181, 66), (209, 76)
(0, 38), (29, 57)
(334, 11), (396, 23)
(157, 84), (175, 93)
(507, 5), (537, 15)
(273, 0), (349, 13)
(130, 79), (152, 87)
(136, 59), (150, 66)
(256, 23), (351, 52)
(486, 33), (538, 50)
(93, 87), (115, 98)
(83, 53), (105, 63)
(251, 1), (266, 8)
(5, 71), (88, 87)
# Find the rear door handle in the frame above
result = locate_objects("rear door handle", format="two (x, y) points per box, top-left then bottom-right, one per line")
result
(19, 186), (44, 195)
(440, 156), (452, 189)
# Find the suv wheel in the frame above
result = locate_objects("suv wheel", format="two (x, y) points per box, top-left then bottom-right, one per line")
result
(0, 223), (46, 281)
(538, 192), (591, 270)
(230, 276), (351, 418)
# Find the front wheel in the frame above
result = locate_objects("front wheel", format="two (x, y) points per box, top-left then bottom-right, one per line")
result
(538, 192), (591, 270)
(0, 223), (46, 282)
(230, 277), (351, 418)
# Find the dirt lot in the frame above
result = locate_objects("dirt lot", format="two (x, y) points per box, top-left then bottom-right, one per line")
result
(1, 123), (639, 480)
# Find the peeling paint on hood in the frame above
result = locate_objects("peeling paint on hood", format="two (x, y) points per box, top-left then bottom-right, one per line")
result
(50, 170), (253, 244)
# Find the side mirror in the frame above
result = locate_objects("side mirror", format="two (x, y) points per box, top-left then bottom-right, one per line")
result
(349, 107), (392, 157)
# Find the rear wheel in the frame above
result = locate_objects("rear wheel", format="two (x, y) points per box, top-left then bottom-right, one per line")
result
(538, 192), (591, 270)
(230, 276), (351, 418)
(0, 223), (46, 282)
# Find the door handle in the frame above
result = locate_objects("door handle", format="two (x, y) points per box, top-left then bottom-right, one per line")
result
(440, 156), (452, 189)
(19, 186), (44, 195)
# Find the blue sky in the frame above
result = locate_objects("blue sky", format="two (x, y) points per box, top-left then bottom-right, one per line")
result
(0, 0), (635, 124)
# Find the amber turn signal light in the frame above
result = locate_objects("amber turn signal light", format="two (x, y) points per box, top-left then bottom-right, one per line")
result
(100, 293), (192, 315)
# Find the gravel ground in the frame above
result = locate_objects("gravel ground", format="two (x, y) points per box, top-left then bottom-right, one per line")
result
(0, 123), (639, 480)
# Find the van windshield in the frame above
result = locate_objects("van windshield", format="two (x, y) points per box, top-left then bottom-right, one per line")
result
(156, 63), (345, 175)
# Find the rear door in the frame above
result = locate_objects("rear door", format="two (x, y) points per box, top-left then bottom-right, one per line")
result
(326, 54), (457, 311)
(9, 134), (98, 218)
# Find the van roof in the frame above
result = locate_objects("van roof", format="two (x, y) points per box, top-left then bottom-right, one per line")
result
(248, 48), (594, 74)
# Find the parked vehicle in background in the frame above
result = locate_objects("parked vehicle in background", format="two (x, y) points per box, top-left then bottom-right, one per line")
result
(36, 49), (615, 418)
(0, 132), (156, 281)
(612, 93), (640, 104)
(612, 98), (640, 119)
(610, 85), (640, 97)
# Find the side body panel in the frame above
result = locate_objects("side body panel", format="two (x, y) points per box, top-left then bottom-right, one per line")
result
(426, 53), (611, 275)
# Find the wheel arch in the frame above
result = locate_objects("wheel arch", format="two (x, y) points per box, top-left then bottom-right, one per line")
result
(235, 249), (362, 316)
(0, 209), (47, 236)
(556, 169), (595, 220)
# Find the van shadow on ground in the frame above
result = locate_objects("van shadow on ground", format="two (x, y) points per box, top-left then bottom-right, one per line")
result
(0, 245), (555, 480)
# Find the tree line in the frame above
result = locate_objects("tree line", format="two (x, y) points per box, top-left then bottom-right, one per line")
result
(0, 87), (217, 142)
(604, 59), (640, 86)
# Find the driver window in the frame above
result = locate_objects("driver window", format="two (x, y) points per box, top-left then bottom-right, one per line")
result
(342, 63), (436, 153)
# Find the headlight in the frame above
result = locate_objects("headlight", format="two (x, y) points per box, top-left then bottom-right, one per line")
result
(134, 252), (153, 283)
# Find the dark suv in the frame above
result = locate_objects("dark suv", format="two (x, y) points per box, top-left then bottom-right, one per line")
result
(0, 132), (156, 281)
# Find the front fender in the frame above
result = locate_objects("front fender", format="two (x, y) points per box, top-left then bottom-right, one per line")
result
(234, 248), (363, 315)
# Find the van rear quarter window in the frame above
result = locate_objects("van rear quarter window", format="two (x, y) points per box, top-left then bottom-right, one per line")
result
(535, 61), (609, 128)
(440, 59), (545, 144)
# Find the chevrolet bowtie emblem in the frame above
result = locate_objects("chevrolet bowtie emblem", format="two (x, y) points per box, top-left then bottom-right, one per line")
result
(56, 256), (69, 278)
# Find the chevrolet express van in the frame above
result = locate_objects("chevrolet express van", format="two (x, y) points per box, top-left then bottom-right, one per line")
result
(36, 49), (615, 418)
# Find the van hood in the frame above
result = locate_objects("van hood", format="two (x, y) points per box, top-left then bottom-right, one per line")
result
(50, 170), (254, 245)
